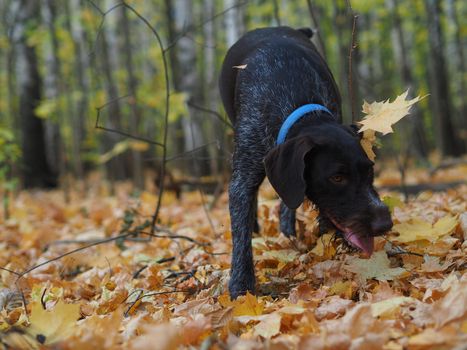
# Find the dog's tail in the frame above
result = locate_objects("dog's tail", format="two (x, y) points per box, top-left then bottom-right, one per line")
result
(298, 27), (314, 38)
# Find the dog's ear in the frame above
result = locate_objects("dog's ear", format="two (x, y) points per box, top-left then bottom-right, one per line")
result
(264, 136), (315, 210)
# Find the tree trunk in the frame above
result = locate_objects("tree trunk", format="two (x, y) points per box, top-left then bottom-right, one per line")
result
(446, 0), (466, 150)
(203, 0), (223, 176)
(41, 0), (66, 183)
(331, 0), (351, 124)
(164, 0), (185, 171)
(67, 0), (89, 179)
(15, 0), (57, 188)
(174, 0), (210, 176)
(306, 0), (326, 59)
(99, 20), (127, 181)
(425, 0), (463, 156)
(224, 0), (244, 48)
(387, 0), (428, 158)
(121, 7), (144, 189)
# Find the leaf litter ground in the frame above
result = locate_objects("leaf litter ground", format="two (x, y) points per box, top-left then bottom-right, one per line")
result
(0, 167), (466, 350)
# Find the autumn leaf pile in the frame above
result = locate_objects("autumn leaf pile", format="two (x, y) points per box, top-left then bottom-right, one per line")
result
(0, 163), (466, 349)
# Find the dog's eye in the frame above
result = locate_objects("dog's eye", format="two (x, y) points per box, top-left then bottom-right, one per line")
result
(329, 174), (346, 184)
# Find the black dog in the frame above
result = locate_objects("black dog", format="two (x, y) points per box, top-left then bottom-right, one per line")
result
(219, 27), (393, 298)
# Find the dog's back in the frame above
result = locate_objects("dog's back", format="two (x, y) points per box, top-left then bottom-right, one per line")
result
(219, 26), (341, 126)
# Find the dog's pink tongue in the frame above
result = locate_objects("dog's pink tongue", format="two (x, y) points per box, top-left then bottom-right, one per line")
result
(343, 231), (374, 256)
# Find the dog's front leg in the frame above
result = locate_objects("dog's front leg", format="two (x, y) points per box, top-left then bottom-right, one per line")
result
(228, 161), (264, 298)
(280, 201), (296, 237)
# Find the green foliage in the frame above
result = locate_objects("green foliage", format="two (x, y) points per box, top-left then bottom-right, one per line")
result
(0, 127), (21, 217)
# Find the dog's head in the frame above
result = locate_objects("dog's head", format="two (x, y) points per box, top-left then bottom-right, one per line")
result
(264, 123), (392, 255)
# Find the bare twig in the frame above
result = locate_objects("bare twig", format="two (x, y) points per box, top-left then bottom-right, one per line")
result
(305, 0), (326, 59)
(86, 0), (171, 230)
(139, 229), (209, 246)
(94, 95), (164, 148)
(163, 0), (249, 52)
(348, 14), (358, 122)
(186, 101), (233, 129)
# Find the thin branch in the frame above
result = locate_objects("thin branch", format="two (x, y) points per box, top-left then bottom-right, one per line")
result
(164, 0), (249, 52)
(95, 99), (165, 147)
(187, 101), (233, 129)
(139, 229), (210, 247)
(348, 14), (358, 122)
(306, 0), (326, 59)
(165, 140), (221, 162)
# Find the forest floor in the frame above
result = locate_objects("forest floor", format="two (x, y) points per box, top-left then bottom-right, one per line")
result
(0, 163), (466, 349)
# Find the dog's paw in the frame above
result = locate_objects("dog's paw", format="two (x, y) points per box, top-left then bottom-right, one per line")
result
(280, 220), (296, 237)
(229, 273), (256, 299)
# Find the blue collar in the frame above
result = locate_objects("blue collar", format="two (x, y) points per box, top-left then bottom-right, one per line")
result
(276, 104), (333, 144)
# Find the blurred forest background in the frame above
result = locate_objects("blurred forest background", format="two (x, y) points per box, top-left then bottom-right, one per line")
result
(0, 0), (465, 200)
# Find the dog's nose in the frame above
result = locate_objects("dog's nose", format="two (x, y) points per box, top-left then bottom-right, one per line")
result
(370, 206), (393, 235)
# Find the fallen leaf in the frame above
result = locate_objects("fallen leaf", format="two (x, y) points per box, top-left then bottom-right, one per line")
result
(311, 233), (335, 258)
(128, 323), (181, 350)
(26, 300), (80, 345)
(345, 251), (407, 281)
(253, 312), (282, 338)
(219, 292), (264, 317)
(371, 296), (416, 318)
(315, 296), (353, 320)
(392, 215), (458, 243)
(432, 278), (467, 328)
(261, 249), (298, 263)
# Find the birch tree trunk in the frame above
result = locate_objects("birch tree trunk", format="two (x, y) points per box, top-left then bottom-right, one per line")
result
(174, 0), (210, 176)
(121, 7), (144, 189)
(224, 0), (244, 48)
(41, 0), (63, 178)
(99, 4), (127, 181)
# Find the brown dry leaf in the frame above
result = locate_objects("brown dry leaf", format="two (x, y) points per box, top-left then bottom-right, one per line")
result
(67, 308), (124, 349)
(311, 233), (336, 258)
(360, 129), (377, 161)
(26, 300), (80, 345)
(358, 90), (424, 135)
(345, 251), (407, 281)
(253, 312), (282, 338)
(432, 278), (467, 328)
(370, 296), (416, 319)
(315, 296), (353, 320)
(407, 326), (465, 349)
(128, 323), (181, 350)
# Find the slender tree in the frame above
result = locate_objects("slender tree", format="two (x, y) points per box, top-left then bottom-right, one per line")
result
(425, 0), (463, 156)
(121, 7), (144, 189)
(386, 0), (428, 158)
(15, 0), (57, 188)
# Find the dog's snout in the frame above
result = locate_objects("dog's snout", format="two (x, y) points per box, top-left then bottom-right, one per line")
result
(370, 205), (393, 235)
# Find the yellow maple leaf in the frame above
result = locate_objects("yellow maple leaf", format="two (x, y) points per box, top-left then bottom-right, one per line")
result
(219, 292), (264, 317)
(26, 300), (80, 345)
(345, 251), (407, 281)
(359, 89), (424, 135)
(392, 215), (458, 243)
